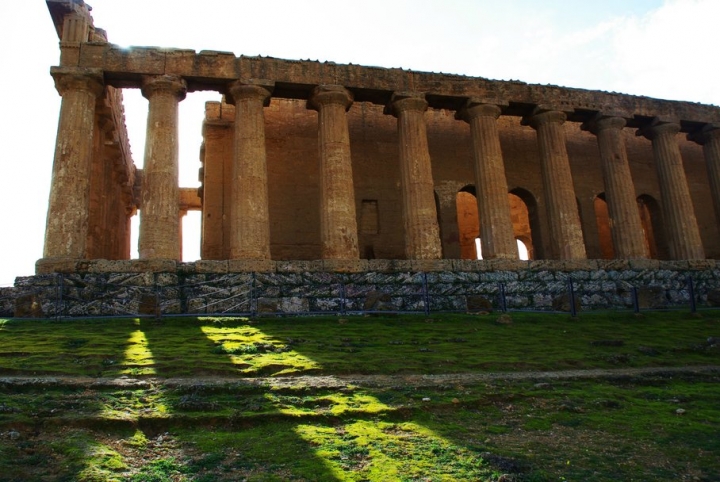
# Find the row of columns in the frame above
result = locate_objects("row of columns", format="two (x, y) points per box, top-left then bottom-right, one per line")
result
(45, 70), (720, 262)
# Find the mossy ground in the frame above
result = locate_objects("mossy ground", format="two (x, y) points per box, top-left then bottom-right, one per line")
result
(1, 311), (719, 377)
(1, 311), (719, 481)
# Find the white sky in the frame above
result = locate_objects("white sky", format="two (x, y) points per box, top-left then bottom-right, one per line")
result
(0, 0), (718, 285)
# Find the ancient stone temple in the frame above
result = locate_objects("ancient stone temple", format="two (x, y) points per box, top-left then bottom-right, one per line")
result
(10, 0), (720, 317)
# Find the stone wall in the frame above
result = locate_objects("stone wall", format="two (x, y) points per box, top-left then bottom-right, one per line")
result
(10, 260), (720, 318)
(0, 288), (16, 317)
(216, 98), (717, 262)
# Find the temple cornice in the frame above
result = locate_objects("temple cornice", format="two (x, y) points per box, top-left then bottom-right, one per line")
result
(66, 43), (720, 129)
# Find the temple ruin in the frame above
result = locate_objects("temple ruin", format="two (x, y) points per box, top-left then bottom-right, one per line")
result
(7, 0), (720, 317)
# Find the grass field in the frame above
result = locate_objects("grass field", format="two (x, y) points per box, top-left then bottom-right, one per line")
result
(1, 311), (719, 481)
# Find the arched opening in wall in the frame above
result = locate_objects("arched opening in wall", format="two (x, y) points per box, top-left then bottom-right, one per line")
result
(456, 186), (479, 259)
(516, 238), (530, 260)
(594, 193), (615, 259)
(509, 188), (539, 260)
(637, 194), (668, 260)
(473, 238), (529, 261)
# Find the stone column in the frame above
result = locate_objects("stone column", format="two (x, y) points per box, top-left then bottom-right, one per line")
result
(689, 124), (720, 228)
(43, 68), (104, 260)
(138, 75), (187, 260)
(387, 93), (442, 259)
(226, 81), (274, 260)
(523, 108), (586, 259)
(583, 115), (649, 259)
(638, 119), (704, 259)
(459, 100), (518, 259)
(308, 85), (360, 259)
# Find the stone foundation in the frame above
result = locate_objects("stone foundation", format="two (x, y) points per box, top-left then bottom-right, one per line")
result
(4, 259), (719, 318)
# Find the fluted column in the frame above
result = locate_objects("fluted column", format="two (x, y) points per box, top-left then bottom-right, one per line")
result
(459, 100), (517, 259)
(689, 125), (720, 228)
(43, 68), (104, 259)
(583, 115), (649, 258)
(225, 81), (274, 260)
(138, 75), (187, 260)
(308, 85), (360, 259)
(639, 119), (704, 259)
(523, 109), (586, 259)
(387, 93), (442, 259)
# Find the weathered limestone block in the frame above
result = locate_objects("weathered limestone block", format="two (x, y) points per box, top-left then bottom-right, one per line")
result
(322, 259), (369, 273)
(104, 46), (166, 76)
(628, 259), (661, 270)
(275, 261), (324, 273)
(596, 259), (631, 271)
(228, 259), (275, 273)
(411, 260), (454, 272)
(466, 295), (494, 312)
(389, 260), (414, 272)
(487, 259), (528, 272)
(688, 259), (716, 270)
(552, 292), (581, 312)
(366, 260), (394, 273)
(195, 260), (229, 274)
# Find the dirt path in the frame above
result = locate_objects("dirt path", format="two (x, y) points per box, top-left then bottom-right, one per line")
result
(2, 365), (718, 390)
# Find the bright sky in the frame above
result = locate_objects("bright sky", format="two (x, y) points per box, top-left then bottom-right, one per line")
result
(0, 0), (718, 285)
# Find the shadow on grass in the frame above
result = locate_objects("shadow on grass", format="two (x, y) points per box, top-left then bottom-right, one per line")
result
(2, 312), (720, 480)
(139, 317), (343, 481)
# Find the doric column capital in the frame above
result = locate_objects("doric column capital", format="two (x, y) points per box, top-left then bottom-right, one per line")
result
(688, 123), (720, 145)
(385, 92), (427, 117)
(521, 107), (568, 129)
(581, 113), (628, 135)
(51, 67), (104, 97)
(636, 117), (681, 140)
(457, 98), (508, 122)
(308, 85), (353, 111)
(141, 75), (187, 102)
(226, 79), (274, 106)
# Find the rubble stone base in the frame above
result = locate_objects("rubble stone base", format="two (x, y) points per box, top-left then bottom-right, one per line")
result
(1, 259), (718, 318)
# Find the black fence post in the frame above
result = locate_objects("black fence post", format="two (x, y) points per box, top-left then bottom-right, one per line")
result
(251, 272), (257, 317)
(56, 273), (64, 321)
(687, 276), (697, 313)
(422, 272), (430, 316)
(632, 286), (640, 314)
(499, 282), (508, 313)
(567, 278), (577, 318)
(154, 273), (161, 320)
(340, 281), (347, 316)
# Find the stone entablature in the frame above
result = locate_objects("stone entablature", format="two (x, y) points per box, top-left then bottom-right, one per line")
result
(65, 44), (719, 129)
